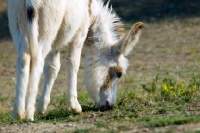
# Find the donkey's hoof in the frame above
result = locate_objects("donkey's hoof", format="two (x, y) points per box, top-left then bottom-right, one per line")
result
(12, 111), (25, 121)
(72, 108), (82, 114)
(37, 108), (48, 118)
(37, 98), (49, 118)
(25, 107), (35, 121)
(68, 100), (82, 114)
(25, 115), (34, 121)
(70, 104), (82, 114)
(37, 111), (48, 118)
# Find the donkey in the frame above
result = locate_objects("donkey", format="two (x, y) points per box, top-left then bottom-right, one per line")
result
(8, 0), (144, 121)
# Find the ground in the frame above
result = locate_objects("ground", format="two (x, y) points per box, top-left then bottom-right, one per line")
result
(1, 122), (200, 133)
(1, 0), (200, 133)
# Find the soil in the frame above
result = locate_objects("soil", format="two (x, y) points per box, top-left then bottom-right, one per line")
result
(1, 121), (200, 133)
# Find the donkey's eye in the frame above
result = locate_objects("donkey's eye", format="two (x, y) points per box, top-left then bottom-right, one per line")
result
(116, 71), (122, 78)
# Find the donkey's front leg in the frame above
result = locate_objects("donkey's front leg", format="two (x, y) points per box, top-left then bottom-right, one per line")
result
(25, 50), (44, 121)
(66, 44), (83, 114)
(37, 51), (61, 117)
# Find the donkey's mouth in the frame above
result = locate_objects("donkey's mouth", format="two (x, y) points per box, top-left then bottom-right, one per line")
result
(99, 103), (114, 111)
(99, 106), (114, 111)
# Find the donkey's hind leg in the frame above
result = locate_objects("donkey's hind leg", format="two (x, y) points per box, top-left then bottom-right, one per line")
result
(37, 51), (61, 117)
(8, 0), (31, 121)
(9, 18), (31, 121)
(12, 50), (30, 120)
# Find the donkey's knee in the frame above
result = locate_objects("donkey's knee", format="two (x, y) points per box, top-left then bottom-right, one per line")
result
(44, 53), (61, 79)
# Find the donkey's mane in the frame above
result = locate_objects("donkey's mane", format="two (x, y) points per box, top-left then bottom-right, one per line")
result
(99, 0), (124, 41)
(86, 0), (124, 47)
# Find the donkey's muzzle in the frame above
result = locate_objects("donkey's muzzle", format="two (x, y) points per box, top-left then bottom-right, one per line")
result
(99, 100), (114, 111)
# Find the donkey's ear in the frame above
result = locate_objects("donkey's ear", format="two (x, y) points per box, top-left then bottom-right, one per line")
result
(112, 22), (144, 56)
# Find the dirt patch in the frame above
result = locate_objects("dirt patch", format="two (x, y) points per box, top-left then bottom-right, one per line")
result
(1, 121), (200, 133)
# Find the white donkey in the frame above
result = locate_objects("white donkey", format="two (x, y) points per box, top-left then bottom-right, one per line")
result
(8, 0), (144, 121)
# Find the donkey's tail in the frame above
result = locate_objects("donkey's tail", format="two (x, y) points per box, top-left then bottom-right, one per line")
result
(26, 0), (42, 57)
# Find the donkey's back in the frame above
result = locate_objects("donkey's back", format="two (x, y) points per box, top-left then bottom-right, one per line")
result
(9, 0), (93, 52)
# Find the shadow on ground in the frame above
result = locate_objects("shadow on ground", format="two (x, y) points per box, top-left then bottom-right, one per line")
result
(0, 11), (10, 41)
(109, 0), (200, 22)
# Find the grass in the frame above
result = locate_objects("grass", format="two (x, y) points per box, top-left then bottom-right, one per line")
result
(146, 115), (200, 127)
(1, 71), (200, 129)
(72, 128), (118, 133)
(0, 111), (11, 125)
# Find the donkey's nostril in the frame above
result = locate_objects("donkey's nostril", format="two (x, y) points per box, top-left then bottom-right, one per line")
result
(99, 101), (114, 111)
(106, 100), (109, 106)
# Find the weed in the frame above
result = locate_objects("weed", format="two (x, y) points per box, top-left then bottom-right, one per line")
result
(0, 111), (11, 125)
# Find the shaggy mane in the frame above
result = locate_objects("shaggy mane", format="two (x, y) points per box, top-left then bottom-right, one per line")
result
(85, 0), (124, 46)
(100, 0), (124, 40)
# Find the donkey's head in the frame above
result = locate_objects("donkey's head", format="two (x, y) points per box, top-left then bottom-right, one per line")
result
(84, 22), (144, 111)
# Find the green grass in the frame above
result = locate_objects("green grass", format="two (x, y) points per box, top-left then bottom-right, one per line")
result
(72, 128), (118, 133)
(0, 71), (200, 129)
(0, 111), (11, 125)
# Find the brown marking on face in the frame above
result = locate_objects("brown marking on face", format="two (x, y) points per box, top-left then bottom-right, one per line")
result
(102, 66), (123, 89)
(102, 74), (112, 89)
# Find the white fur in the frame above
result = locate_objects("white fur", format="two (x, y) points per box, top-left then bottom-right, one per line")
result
(8, 0), (143, 121)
